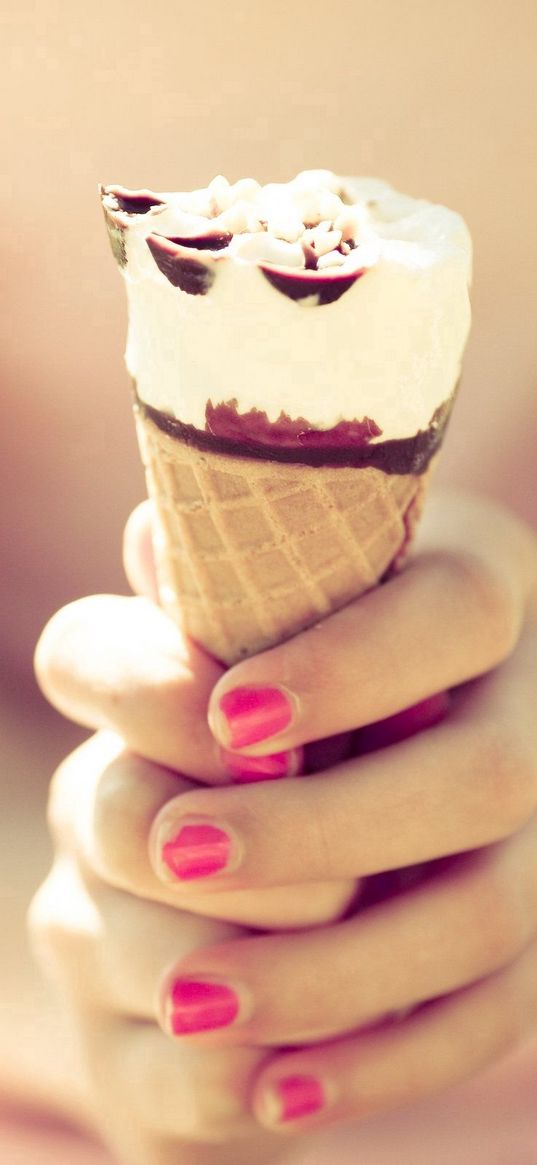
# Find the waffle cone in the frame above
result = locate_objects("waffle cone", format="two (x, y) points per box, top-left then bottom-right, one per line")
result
(135, 405), (433, 665)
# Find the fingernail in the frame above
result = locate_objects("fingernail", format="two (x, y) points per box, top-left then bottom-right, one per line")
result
(165, 979), (240, 1035)
(266, 1074), (326, 1122)
(215, 686), (295, 749)
(221, 747), (300, 784)
(160, 822), (232, 881)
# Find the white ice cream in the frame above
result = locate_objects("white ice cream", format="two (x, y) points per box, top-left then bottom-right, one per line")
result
(103, 171), (472, 440)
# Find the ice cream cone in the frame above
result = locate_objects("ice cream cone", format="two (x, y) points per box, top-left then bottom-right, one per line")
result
(135, 402), (433, 664)
(101, 170), (471, 664)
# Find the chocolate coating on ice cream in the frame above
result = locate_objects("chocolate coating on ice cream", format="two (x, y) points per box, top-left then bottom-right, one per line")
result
(168, 231), (234, 251)
(206, 400), (382, 447)
(146, 234), (216, 295)
(107, 189), (165, 216)
(100, 185), (166, 267)
(260, 264), (367, 304)
(146, 230), (234, 294)
(135, 390), (454, 474)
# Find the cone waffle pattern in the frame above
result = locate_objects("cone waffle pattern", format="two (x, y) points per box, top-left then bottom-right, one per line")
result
(135, 407), (431, 665)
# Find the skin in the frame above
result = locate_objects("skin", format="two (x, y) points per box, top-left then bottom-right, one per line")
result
(30, 489), (537, 1163)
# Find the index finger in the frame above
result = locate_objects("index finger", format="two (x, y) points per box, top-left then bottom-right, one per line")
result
(123, 499), (160, 604)
(34, 594), (228, 785)
(149, 613), (537, 892)
(207, 491), (537, 755)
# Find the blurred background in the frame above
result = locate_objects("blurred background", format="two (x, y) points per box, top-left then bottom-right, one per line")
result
(0, 0), (536, 1120)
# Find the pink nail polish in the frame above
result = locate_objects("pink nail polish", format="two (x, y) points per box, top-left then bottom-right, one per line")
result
(221, 748), (298, 783)
(274, 1074), (326, 1121)
(161, 823), (231, 880)
(218, 686), (294, 749)
(167, 979), (239, 1035)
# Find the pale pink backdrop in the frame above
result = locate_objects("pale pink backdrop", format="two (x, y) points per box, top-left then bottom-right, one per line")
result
(0, 0), (536, 1159)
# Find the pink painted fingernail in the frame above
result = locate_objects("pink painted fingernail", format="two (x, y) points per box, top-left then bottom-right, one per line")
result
(221, 747), (300, 783)
(217, 686), (295, 748)
(271, 1074), (326, 1122)
(166, 979), (239, 1035)
(161, 823), (231, 880)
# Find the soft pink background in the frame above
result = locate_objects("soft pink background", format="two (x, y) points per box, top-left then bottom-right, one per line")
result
(0, 0), (536, 1158)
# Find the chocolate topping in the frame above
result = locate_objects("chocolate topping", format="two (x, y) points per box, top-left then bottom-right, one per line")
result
(206, 400), (382, 448)
(99, 180), (369, 292)
(168, 232), (233, 251)
(108, 190), (165, 216)
(134, 389), (455, 475)
(260, 264), (366, 305)
(302, 242), (318, 270)
(146, 234), (215, 295)
(100, 185), (166, 269)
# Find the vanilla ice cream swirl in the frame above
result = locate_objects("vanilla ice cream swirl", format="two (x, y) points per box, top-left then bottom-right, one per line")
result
(101, 170), (472, 452)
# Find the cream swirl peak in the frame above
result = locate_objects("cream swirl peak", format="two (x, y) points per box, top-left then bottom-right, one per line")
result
(101, 171), (472, 450)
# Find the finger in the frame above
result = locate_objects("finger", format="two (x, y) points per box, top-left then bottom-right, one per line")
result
(119, 504), (355, 777)
(119, 501), (357, 777)
(251, 934), (537, 1133)
(123, 500), (159, 603)
(149, 618), (537, 888)
(34, 594), (302, 786)
(78, 1012), (268, 1150)
(354, 690), (451, 754)
(29, 847), (241, 1019)
(207, 492), (537, 755)
(155, 815), (537, 1046)
(47, 732), (355, 929)
(35, 594), (225, 783)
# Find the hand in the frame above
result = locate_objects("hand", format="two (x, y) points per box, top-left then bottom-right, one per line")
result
(36, 490), (537, 1137)
(34, 558), (355, 931)
(29, 507), (352, 1163)
(28, 736), (292, 1165)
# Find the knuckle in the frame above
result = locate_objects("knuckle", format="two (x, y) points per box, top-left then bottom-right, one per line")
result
(302, 801), (341, 879)
(285, 617), (348, 703)
(238, 623), (337, 710)
(478, 723), (537, 836)
(180, 1059), (252, 1140)
(493, 965), (528, 1055)
(90, 750), (151, 888)
(47, 733), (182, 897)
(189, 1046), (259, 1140)
(469, 859), (527, 970)
(27, 871), (58, 955)
(34, 595), (135, 719)
(89, 745), (181, 893)
(445, 551), (520, 664)
(47, 734), (128, 855)
(33, 609), (67, 697)
(137, 1038), (254, 1141)
(47, 747), (82, 846)
(28, 859), (99, 989)
(33, 598), (90, 702)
